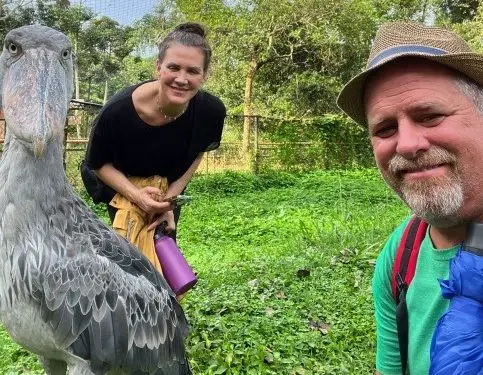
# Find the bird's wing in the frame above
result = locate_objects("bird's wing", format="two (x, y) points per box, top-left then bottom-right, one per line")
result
(72, 197), (175, 298)
(40, 252), (190, 374)
(16, 192), (191, 373)
(48, 192), (177, 297)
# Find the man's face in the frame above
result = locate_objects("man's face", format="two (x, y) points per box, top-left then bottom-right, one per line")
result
(364, 60), (483, 227)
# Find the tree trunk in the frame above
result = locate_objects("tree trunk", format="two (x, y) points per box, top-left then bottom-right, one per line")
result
(74, 38), (80, 100)
(73, 36), (81, 139)
(242, 58), (259, 154)
(103, 79), (109, 104)
(87, 78), (91, 101)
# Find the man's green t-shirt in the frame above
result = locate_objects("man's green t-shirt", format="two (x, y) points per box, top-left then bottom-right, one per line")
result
(372, 218), (458, 374)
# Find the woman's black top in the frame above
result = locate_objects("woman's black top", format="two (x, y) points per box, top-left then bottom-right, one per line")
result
(85, 81), (226, 193)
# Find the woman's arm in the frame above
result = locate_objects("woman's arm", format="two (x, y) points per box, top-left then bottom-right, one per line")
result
(166, 152), (204, 198)
(147, 153), (204, 231)
(95, 163), (172, 215)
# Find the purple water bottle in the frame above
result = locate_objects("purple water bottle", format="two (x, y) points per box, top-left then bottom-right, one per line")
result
(154, 227), (197, 295)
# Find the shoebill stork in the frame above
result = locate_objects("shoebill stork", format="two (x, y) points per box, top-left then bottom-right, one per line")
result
(0, 25), (191, 375)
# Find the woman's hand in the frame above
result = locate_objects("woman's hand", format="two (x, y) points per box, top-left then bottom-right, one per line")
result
(147, 210), (176, 232)
(133, 186), (173, 215)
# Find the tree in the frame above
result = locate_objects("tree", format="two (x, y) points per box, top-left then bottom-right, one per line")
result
(78, 17), (133, 103)
(0, 0), (36, 41)
(172, 0), (378, 153)
(36, 0), (94, 101)
(441, 0), (480, 23)
(449, 1), (483, 53)
(372, 0), (437, 22)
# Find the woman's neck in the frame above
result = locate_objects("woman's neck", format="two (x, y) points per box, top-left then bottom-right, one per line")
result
(132, 81), (187, 126)
(155, 90), (187, 120)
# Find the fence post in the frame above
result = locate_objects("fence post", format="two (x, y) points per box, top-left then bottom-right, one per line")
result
(205, 152), (209, 174)
(252, 115), (260, 174)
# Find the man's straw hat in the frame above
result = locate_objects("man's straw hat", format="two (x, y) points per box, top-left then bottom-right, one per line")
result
(337, 21), (483, 126)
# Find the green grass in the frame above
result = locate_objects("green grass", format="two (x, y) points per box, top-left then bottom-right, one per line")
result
(0, 169), (410, 374)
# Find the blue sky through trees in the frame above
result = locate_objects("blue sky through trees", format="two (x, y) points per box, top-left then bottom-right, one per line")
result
(71, 0), (159, 25)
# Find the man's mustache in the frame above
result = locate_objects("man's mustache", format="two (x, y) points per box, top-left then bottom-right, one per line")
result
(388, 147), (457, 176)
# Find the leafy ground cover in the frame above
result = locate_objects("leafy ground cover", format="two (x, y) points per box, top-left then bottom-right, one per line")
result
(0, 169), (409, 374)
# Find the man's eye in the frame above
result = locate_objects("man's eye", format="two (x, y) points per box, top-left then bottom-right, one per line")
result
(167, 65), (179, 71)
(372, 125), (397, 138)
(419, 114), (444, 124)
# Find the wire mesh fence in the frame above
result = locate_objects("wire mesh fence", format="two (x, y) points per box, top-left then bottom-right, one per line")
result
(0, 103), (374, 179)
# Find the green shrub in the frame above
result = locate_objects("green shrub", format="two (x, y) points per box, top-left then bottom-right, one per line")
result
(258, 114), (373, 171)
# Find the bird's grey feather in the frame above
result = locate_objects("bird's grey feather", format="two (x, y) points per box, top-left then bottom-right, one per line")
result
(0, 25), (191, 375)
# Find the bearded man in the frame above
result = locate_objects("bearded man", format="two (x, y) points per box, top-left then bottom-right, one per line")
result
(337, 21), (483, 375)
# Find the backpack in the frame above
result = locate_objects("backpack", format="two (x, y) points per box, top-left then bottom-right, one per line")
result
(391, 216), (428, 375)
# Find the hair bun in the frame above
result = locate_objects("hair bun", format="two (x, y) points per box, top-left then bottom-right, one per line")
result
(174, 22), (206, 38)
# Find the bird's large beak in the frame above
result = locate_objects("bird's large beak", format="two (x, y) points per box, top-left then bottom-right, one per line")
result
(3, 48), (69, 157)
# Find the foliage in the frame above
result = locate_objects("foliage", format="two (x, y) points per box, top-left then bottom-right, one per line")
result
(0, 327), (43, 374)
(1, 0), (479, 116)
(446, 2), (483, 53)
(440, 0), (481, 23)
(77, 16), (134, 102)
(175, 169), (408, 374)
(257, 114), (373, 170)
(170, 0), (379, 118)
(36, 1), (93, 36)
(1, 0), (480, 147)
(0, 1), (36, 42)
(0, 169), (410, 374)
(0, 1), (134, 103)
(108, 55), (157, 97)
(371, 0), (437, 22)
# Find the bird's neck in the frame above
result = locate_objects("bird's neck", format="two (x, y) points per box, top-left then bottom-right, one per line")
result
(0, 136), (69, 203)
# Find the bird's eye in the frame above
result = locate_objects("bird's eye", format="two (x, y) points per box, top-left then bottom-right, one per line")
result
(61, 48), (71, 59)
(7, 42), (18, 55)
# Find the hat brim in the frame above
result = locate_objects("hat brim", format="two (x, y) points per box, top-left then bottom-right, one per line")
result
(337, 52), (483, 126)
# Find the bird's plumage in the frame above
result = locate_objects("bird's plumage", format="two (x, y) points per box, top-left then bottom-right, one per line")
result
(0, 25), (191, 375)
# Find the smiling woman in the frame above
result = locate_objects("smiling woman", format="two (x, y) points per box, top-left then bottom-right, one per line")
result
(82, 22), (226, 277)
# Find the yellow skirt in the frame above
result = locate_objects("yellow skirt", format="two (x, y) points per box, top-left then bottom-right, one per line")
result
(109, 175), (168, 274)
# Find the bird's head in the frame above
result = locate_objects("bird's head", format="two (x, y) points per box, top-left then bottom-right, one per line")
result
(0, 25), (74, 157)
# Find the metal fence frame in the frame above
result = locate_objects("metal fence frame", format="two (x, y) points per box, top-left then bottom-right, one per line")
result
(1, 103), (373, 173)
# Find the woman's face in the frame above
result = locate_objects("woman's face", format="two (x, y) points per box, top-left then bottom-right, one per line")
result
(156, 43), (206, 107)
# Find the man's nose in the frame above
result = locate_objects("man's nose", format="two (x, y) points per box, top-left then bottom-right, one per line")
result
(395, 120), (430, 159)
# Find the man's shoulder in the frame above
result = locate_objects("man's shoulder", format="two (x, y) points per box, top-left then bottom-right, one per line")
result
(381, 216), (414, 257)
(374, 216), (415, 280)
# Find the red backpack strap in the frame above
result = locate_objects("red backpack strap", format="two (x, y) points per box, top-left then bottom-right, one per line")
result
(391, 216), (428, 374)
(391, 216), (428, 301)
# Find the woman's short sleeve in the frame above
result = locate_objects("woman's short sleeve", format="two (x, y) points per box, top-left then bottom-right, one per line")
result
(85, 108), (115, 170)
(197, 93), (226, 152)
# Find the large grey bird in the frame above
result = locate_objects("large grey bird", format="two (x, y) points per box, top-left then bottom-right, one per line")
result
(0, 25), (191, 375)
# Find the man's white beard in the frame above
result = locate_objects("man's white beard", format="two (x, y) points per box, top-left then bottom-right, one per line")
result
(400, 173), (463, 227)
(385, 146), (464, 227)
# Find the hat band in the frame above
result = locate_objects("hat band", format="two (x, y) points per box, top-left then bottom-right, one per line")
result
(367, 45), (448, 69)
